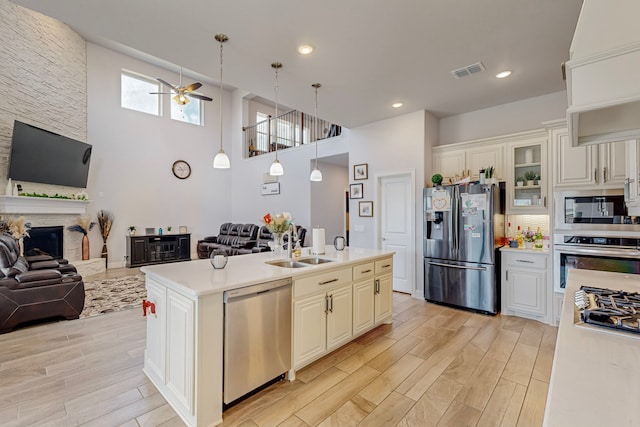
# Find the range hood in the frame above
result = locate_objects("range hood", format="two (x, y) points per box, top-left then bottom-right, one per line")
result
(566, 0), (640, 146)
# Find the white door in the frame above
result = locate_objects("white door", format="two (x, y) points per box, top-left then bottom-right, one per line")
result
(378, 172), (415, 294)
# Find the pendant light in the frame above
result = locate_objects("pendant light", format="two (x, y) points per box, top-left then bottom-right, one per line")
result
(213, 34), (230, 169)
(309, 83), (323, 181)
(269, 62), (284, 176)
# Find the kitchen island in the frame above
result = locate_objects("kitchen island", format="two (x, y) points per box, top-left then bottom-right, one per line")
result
(140, 246), (394, 427)
(543, 269), (640, 427)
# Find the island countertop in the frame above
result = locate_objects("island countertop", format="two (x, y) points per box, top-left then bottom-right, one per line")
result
(543, 269), (640, 427)
(140, 245), (394, 297)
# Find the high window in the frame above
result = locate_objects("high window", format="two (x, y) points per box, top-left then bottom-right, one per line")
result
(120, 70), (160, 116)
(171, 98), (202, 125)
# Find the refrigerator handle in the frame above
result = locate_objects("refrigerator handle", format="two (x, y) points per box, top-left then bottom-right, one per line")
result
(452, 186), (459, 256)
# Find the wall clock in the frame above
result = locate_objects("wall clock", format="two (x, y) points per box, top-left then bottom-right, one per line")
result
(172, 160), (191, 179)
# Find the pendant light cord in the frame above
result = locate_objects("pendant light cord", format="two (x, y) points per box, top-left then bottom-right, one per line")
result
(274, 65), (280, 161)
(314, 85), (318, 169)
(219, 41), (224, 152)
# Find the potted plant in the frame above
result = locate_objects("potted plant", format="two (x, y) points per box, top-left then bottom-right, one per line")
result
(431, 173), (443, 186)
(516, 176), (525, 187)
(484, 166), (495, 184)
(128, 226), (136, 236)
(167, 226), (172, 234)
(524, 171), (537, 186)
(535, 174), (542, 186)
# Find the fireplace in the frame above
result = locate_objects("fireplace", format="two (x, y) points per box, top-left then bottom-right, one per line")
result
(23, 226), (64, 259)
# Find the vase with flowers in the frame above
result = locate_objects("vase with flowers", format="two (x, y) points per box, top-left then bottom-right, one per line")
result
(523, 227), (536, 249)
(67, 216), (96, 260)
(262, 212), (293, 256)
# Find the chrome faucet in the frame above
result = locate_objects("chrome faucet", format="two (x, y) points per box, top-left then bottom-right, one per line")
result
(287, 223), (297, 259)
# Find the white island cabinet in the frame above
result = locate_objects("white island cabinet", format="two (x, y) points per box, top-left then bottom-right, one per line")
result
(141, 246), (394, 427)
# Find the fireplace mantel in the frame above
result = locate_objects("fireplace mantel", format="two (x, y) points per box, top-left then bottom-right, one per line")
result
(0, 196), (89, 215)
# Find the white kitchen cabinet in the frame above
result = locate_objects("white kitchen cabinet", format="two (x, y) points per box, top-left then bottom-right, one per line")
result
(553, 126), (627, 188)
(432, 149), (466, 183)
(374, 258), (393, 324)
(374, 275), (393, 323)
(624, 140), (640, 215)
(466, 144), (505, 181)
(144, 278), (166, 382)
(506, 136), (548, 213)
(352, 262), (375, 335)
(353, 279), (375, 335)
(293, 293), (328, 367)
(292, 266), (353, 370)
(432, 143), (505, 183)
(293, 282), (352, 368)
(143, 277), (222, 427)
(326, 285), (353, 351)
(165, 289), (195, 414)
(501, 250), (549, 323)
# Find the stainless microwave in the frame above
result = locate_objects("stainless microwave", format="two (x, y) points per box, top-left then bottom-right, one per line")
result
(554, 189), (640, 232)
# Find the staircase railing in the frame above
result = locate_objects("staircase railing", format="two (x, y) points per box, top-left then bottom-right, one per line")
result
(243, 110), (341, 158)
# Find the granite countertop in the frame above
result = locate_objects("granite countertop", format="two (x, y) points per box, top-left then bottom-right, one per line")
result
(140, 245), (394, 297)
(543, 269), (640, 427)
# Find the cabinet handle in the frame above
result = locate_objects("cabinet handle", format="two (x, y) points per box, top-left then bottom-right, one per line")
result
(319, 278), (338, 286)
(361, 269), (372, 274)
(325, 295), (329, 314)
(381, 264), (391, 269)
(594, 168), (598, 183)
(516, 259), (535, 263)
(375, 279), (380, 294)
(543, 196), (546, 207)
(329, 295), (334, 313)
(603, 167), (607, 183)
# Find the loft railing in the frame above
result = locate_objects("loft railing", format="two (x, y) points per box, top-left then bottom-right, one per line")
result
(243, 110), (341, 158)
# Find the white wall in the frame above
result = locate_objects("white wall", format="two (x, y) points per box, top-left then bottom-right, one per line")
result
(439, 91), (568, 145)
(86, 43), (232, 266)
(310, 160), (349, 246)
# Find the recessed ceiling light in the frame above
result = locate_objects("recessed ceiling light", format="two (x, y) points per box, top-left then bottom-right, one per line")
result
(496, 70), (512, 79)
(392, 102), (404, 108)
(297, 44), (314, 55)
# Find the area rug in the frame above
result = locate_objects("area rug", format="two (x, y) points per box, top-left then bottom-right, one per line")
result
(80, 274), (146, 318)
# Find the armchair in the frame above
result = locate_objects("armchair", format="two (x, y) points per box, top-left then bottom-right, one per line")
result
(0, 233), (85, 334)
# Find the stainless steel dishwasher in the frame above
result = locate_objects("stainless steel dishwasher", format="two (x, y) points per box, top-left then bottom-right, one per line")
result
(223, 277), (292, 405)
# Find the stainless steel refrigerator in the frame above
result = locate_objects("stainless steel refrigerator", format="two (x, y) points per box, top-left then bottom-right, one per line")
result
(424, 183), (504, 314)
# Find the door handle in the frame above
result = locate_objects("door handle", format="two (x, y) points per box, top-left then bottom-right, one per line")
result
(428, 261), (487, 271)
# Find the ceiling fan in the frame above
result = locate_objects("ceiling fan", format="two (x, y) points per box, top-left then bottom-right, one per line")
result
(150, 67), (213, 105)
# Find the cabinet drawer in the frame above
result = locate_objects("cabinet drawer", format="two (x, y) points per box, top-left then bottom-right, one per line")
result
(504, 252), (547, 269)
(375, 258), (393, 275)
(353, 262), (375, 281)
(294, 267), (352, 298)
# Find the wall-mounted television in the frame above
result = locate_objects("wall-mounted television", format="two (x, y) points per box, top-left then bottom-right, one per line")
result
(8, 121), (92, 188)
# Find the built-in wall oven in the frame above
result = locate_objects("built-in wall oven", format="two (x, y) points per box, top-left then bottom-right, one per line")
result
(554, 189), (640, 292)
(553, 234), (640, 293)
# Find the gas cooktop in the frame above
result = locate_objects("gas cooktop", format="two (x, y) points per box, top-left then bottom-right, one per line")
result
(574, 286), (640, 336)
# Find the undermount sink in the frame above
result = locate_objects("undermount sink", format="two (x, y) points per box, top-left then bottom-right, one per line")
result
(297, 257), (334, 265)
(265, 260), (309, 268)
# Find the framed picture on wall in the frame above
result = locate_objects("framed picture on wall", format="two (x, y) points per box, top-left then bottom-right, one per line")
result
(349, 183), (363, 199)
(354, 163), (368, 180)
(359, 201), (373, 217)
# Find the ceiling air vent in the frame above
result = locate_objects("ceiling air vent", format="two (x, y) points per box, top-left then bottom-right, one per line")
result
(450, 62), (486, 79)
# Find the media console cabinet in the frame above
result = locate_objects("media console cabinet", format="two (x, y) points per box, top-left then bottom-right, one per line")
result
(126, 234), (191, 267)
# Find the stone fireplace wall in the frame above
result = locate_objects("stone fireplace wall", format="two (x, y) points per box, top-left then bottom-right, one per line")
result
(0, 0), (87, 197)
(20, 214), (85, 261)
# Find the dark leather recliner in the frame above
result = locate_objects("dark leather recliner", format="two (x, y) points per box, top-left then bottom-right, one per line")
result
(196, 223), (232, 258)
(236, 226), (273, 254)
(0, 233), (85, 334)
(197, 223), (243, 258)
(230, 224), (259, 255)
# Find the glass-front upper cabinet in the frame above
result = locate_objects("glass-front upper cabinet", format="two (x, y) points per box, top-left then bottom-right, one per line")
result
(507, 136), (548, 213)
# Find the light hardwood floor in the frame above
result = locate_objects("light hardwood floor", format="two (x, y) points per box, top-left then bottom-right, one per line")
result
(0, 267), (557, 426)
